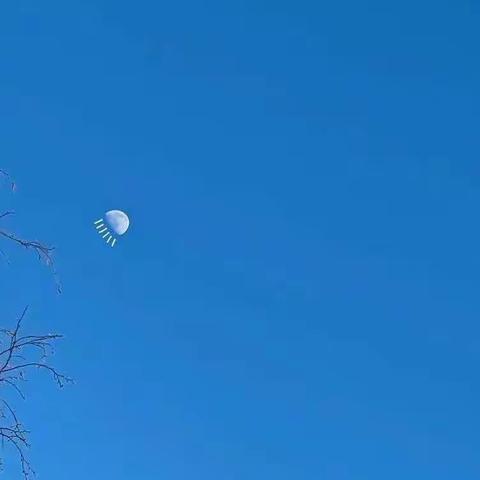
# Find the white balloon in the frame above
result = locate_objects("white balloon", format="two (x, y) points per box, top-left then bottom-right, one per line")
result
(105, 210), (130, 236)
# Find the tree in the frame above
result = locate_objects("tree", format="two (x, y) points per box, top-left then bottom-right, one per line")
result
(0, 170), (69, 478)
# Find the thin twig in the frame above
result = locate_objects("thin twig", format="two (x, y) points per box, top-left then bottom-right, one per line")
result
(0, 170), (15, 191)
(0, 229), (62, 293)
(0, 308), (69, 478)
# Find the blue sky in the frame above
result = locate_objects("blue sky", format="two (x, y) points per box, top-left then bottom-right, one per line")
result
(1, 0), (480, 478)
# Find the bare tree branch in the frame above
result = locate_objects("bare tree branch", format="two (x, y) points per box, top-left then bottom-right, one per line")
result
(0, 170), (69, 478)
(0, 307), (71, 478)
(0, 230), (55, 268)
(0, 215), (62, 294)
(0, 171), (15, 192)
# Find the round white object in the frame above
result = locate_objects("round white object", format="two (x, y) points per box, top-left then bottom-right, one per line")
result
(105, 210), (130, 236)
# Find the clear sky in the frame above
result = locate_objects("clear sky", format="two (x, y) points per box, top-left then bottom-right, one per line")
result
(1, 1), (480, 478)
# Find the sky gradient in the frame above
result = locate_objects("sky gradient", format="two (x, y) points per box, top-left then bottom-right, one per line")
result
(2, 1), (480, 478)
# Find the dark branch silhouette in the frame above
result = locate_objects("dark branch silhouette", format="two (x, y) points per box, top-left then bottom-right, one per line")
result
(0, 228), (56, 269)
(0, 171), (68, 478)
(0, 307), (70, 478)
(0, 171), (15, 192)
(0, 211), (62, 294)
(0, 171), (53, 273)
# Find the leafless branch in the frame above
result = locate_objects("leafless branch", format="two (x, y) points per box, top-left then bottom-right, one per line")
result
(0, 307), (70, 478)
(0, 230), (55, 268)
(0, 216), (62, 294)
(0, 170), (68, 477)
(0, 171), (15, 192)
(0, 170), (55, 280)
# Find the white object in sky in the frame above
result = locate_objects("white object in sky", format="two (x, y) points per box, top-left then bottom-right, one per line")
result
(105, 210), (130, 235)
(93, 210), (130, 247)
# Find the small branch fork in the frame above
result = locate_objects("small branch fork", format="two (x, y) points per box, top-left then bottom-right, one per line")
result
(0, 171), (15, 192)
(0, 307), (71, 478)
(0, 170), (68, 477)
(0, 228), (56, 268)
(0, 212), (62, 293)
(0, 170), (57, 280)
